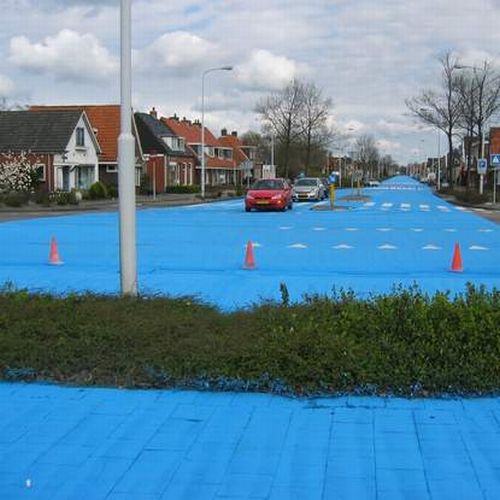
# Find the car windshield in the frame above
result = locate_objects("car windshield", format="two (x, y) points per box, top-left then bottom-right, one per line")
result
(250, 180), (284, 190)
(295, 179), (317, 186)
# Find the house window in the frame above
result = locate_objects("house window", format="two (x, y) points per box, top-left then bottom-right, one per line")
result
(35, 163), (46, 182)
(106, 165), (118, 173)
(76, 127), (85, 147)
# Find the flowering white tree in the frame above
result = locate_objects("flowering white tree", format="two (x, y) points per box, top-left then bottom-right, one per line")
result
(0, 151), (41, 192)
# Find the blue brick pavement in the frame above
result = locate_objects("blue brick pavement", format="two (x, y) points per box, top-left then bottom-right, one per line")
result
(0, 383), (499, 499)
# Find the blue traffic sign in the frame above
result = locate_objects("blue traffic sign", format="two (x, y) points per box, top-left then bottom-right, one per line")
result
(477, 158), (488, 175)
(490, 154), (500, 167)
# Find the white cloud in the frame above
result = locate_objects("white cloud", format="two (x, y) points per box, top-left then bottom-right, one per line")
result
(376, 139), (401, 151)
(0, 75), (14, 97)
(235, 49), (305, 91)
(135, 31), (218, 75)
(8, 29), (118, 82)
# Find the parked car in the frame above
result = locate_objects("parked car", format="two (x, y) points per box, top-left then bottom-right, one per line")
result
(365, 180), (380, 187)
(293, 177), (325, 201)
(245, 178), (293, 212)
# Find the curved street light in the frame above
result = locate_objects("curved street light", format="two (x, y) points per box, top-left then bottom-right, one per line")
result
(201, 66), (233, 198)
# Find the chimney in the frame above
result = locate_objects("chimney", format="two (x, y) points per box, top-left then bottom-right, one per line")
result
(221, 128), (227, 136)
(231, 131), (238, 137)
(149, 107), (158, 119)
(170, 113), (179, 121)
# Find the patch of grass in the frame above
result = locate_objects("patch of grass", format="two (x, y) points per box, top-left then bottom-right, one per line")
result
(0, 284), (498, 396)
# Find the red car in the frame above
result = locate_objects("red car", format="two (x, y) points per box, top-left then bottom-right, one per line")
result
(245, 178), (293, 212)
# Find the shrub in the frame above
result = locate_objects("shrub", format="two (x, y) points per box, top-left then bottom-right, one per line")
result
(32, 191), (51, 206)
(0, 284), (498, 396)
(164, 185), (199, 194)
(3, 191), (28, 207)
(87, 181), (108, 200)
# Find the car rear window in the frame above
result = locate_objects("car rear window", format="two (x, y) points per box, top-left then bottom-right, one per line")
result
(251, 180), (284, 190)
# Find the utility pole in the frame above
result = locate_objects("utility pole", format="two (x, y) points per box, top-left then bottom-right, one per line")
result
(118, 0), (137, 296)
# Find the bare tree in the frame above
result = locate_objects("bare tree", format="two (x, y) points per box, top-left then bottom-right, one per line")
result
(406, 52), (462, 186)
(354, 134), (379, 181)
(298, 82), (333, 175)
(255, 80), (305, 178)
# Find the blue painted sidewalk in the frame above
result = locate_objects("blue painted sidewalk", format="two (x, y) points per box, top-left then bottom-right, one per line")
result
(0, 176), (498, 309)
(0, 383), (499, 499)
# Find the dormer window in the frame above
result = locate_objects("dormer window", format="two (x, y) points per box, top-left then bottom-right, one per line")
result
(76, 127), (85, 147)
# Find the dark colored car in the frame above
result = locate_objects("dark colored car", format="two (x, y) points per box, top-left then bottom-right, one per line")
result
(245, 178), (293, 212)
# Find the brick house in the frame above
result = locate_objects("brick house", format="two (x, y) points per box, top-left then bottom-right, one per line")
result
(135, 109), (197, 190)
(0, 110), (100, 192)
(30, 105), (144, 189)
(162, 115), (237, 186)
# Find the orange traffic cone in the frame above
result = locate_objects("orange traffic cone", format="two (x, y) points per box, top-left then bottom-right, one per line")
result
(49, 236), (63, 265)
(243, 240), (256, 270)
(450, 242), (463, 273)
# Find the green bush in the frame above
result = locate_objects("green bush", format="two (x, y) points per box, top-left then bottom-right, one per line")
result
(3, 191), (28, 207)
(32, 191), (51, 206)
(87, 181), (108, 200)
(164, 185), (200, 194)
(0, 284), (498, 396)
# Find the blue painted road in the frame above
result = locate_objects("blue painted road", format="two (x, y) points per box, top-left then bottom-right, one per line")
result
(0, 176), (498, 308)
(0, 382), (499, 499)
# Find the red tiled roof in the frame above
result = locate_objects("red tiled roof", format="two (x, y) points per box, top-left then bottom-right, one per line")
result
(30, 105), (122, 162)
(162, 116), (219, 146)
(218, 135), (249, 164)
(163, 116), (239, 169)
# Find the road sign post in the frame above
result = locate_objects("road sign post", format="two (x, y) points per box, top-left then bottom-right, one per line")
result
(490, 155), (500, 205)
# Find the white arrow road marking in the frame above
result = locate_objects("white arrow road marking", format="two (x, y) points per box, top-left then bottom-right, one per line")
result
(419, 204), (430, 210)
(333, 244), (353, 249)
(279, 226), (293, 230)
(400, 203), (411, 209)
(364, 202), (375, 207)
(469, 245), (489, 251)
(478, 229), (493, 233)
(444, 229), (457, 232)
(312, 227), (326, 231)
(376, 228), (392, 232)
(422, 244), (442, 250)
(288, 243), (308, 249)
(411, 228), (424, 232)
(382, 202), (393, 207)
(345, 227), (359, 232)
(378, 244), (398, 250)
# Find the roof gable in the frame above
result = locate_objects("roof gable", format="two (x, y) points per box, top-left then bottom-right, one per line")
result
(0, 110), (82, 153)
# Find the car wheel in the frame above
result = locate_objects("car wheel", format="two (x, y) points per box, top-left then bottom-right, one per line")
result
(245, 206), (251, 212)
(288, 201), (293, 210)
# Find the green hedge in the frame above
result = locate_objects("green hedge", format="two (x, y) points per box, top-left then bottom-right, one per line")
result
(164, 185), (200, 194)
(0, 284), (498, 396)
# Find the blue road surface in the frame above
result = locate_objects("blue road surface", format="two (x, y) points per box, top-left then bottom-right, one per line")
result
(0, 176), (498, 308)
(0, 382), (499, 499)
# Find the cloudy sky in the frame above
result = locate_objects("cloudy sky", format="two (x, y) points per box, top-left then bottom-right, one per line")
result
(1, 0), (499, 163)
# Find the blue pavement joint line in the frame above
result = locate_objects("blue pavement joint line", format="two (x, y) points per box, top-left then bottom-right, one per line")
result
(0, 176), (498, 310)
(0, 383), (499, 499)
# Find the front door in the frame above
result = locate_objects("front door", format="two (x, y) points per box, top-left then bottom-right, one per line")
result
(62, 166), (70, 191)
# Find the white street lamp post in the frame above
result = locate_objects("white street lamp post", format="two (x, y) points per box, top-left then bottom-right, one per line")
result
(437, 131), (441, 190)
(201, 66), (233, 198)
(118, 0), (137, 296)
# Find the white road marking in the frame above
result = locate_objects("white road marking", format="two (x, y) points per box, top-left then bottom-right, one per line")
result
(279, 226), (293, 230)
(288, 243), (308, 249)
(437, 206), (450, 212)
(333, 244), (353, 249)
(364, 202), (375, 207)
(478, 229), (493, 233)
(376, 228), (392, 232)
(345, 227), (359, 232)
(312, 227), (326, 231)
(419, 204), (430, 210)
(382, 203), (393, 208)
(411, 228), (424, 232)
(455, 206), (467, 211)
(378, 244), (398, 250)
(400, 203), (411, 208)
(469, 245), (489, 251)
(444, 229), (457, 232)
(422, 244), (442, 250)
